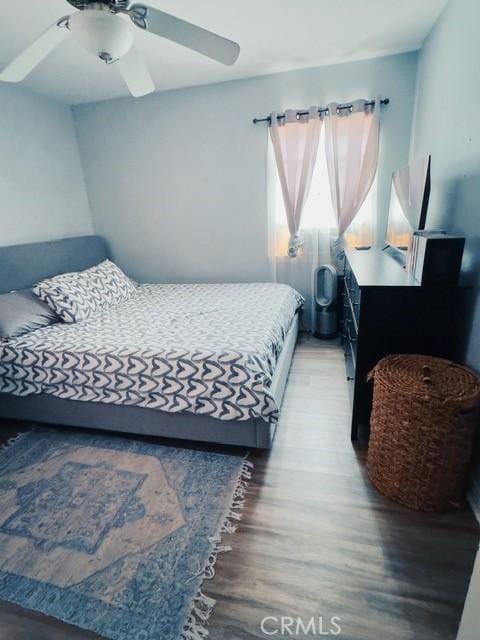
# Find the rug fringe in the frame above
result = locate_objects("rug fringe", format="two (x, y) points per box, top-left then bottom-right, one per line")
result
(181, 457), (253, 640)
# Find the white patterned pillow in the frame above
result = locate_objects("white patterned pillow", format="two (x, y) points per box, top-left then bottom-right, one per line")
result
(33, 260), (138, 323)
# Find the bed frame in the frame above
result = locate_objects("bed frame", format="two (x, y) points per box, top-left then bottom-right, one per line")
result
(0, 236), (298, 449)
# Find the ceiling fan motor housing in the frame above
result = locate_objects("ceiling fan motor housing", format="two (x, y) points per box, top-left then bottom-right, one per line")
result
(68, 5), (134, 62)
(66, 0), (130, 10)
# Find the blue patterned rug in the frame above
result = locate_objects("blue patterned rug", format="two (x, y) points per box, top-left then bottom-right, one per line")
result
(0, 428), (251, 640)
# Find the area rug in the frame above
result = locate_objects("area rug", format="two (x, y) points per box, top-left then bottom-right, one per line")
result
(0, 427), (252, 640)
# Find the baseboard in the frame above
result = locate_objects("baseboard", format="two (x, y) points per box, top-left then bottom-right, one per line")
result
(468, 476), (480, 525)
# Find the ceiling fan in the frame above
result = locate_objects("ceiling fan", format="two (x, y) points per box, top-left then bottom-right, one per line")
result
(0, 0), (240, 97)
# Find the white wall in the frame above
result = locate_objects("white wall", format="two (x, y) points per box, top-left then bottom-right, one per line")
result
(0, 85), (93, 247)
(74, 52), (418, 283)
(410, 0), (480, 499)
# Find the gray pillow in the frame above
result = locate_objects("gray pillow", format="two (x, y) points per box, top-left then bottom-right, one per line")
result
(0, 289), (59, 339)
(33, 259), (138, 324)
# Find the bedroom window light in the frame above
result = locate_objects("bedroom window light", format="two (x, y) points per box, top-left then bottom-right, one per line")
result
(271, 126), (377, 252)
(343, 180), (377, 249)
(268, 125), (377, 332)
(300, 128), (337, 230)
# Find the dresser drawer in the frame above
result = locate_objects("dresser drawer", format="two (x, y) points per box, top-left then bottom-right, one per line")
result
(345, 332), (356, 383)
(344, 278), (360, 334)
(346, 321), (358, 364)
(342, 286), (358, 382)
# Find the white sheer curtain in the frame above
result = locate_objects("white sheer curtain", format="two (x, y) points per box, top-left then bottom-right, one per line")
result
(325, 99), (380, 265)
(269, 106), (322, 258)
(268, 107), (329, 330)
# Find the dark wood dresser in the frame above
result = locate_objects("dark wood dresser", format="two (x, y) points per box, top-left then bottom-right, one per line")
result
(342, 248), (459, 440)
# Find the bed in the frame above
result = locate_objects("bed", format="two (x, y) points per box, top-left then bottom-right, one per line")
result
(0, 236), (301, 448)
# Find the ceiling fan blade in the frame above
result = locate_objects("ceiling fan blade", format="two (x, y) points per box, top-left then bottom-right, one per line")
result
(117, 46), (155, 97)
(0, 19), (70, 83)
(129, 4), (240, 66)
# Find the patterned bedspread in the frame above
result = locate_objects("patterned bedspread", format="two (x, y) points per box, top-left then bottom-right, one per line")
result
(0, 283), (302, 424)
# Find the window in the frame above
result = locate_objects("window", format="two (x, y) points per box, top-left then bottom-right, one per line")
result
(271, 127), (377, 248)
(300, 129), (337, 229)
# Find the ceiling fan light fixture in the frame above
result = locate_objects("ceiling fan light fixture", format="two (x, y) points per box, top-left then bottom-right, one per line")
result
(68, 8), (134, 62)
(0, 1), (240, 99)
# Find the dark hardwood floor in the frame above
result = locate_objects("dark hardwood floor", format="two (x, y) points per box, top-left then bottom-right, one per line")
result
(0, 335), (478, 639)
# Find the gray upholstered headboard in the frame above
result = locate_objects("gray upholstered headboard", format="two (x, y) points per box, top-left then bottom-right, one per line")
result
(0, 236), (110, 294)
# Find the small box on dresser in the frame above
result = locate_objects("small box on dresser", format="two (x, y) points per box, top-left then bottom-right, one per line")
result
(411, 233), (465, 286)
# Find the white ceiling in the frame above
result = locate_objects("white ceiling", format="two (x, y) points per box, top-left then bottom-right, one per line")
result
(0, 0), (447, 105)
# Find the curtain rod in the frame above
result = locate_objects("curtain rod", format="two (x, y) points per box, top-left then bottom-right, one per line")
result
(252, 98), (390, 124)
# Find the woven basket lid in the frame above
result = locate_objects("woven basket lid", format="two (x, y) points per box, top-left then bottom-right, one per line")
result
(372, 354), (480, 405)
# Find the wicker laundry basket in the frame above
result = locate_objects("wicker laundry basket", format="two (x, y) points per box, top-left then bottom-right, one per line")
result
(367, 354), (480, 512)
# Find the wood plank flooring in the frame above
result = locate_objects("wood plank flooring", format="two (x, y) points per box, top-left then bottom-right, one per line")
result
(0, 334), (478, 639)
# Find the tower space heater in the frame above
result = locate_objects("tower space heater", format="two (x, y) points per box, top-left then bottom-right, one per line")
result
(313, 264), (337, 338)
